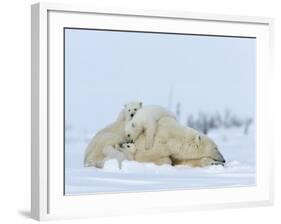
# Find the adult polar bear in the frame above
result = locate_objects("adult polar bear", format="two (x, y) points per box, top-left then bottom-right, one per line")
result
(133, 117), (225, 167)
(125, 105), (225, 167)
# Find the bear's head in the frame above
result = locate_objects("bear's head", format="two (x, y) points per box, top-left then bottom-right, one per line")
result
(195, 134), (225, 163)
(125, 120), (143, 143)
(119, 143), (137, 155)
(124, 101), (142, 121)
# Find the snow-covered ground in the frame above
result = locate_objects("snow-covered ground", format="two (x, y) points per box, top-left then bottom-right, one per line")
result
(65, 126), (256, 195)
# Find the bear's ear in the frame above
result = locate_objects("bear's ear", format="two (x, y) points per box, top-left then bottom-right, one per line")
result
(195, 134), (201, 144)
(131, 122), (136, 128)
(124, 104), (127, 109)
(139, 102), (143, 108)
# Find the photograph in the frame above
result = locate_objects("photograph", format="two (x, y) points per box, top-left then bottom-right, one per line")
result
(64, 28), (256, 195)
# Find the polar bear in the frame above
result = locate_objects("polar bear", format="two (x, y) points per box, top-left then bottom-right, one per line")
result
(125, 105), (175, 150)
(95, 101), (142, 137)
(124, 101), (143, 121)
(133, 117), (225, 167)
(84, 101), (142, 168)
(100, 143), (137, 169)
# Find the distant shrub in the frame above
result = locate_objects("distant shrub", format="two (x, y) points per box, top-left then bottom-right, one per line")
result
(186, 109), (253, 135)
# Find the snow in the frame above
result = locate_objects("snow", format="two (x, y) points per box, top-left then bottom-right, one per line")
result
(65, 126), (256, 195)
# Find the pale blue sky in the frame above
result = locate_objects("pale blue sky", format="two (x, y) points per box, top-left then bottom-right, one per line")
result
(65, 28), (256, 134)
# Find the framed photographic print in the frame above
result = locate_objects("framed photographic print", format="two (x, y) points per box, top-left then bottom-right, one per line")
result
(31, 2), (274, 221)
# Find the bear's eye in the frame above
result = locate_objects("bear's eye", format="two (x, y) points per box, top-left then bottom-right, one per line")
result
(128, 109), (131, 112)
(127, 134), (131, 138)
(134, 108), (137, 111)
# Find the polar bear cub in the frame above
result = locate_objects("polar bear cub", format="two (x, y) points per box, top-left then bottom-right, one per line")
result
(84, 101), (142, 168)
(125, 105), (176, 150)
(103, 143), (137, 169)
(124, 101), (143, 121)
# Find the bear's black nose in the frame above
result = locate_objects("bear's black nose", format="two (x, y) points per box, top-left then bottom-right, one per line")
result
(130, 113), (134, 117)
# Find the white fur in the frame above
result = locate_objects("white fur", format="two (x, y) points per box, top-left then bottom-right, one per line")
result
(133, 117), (225, 167)
(84, 102), (141, 168)
(124, 101), (143, 121)
(85, 103), (225, 168)
(101, 143), (137, 169)
(125, 105), (175, 149)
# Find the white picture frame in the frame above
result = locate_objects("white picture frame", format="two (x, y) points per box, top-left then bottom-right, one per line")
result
(31, 2), (274, 221)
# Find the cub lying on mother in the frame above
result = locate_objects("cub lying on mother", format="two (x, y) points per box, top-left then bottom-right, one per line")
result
(125, 105), (176, 150)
